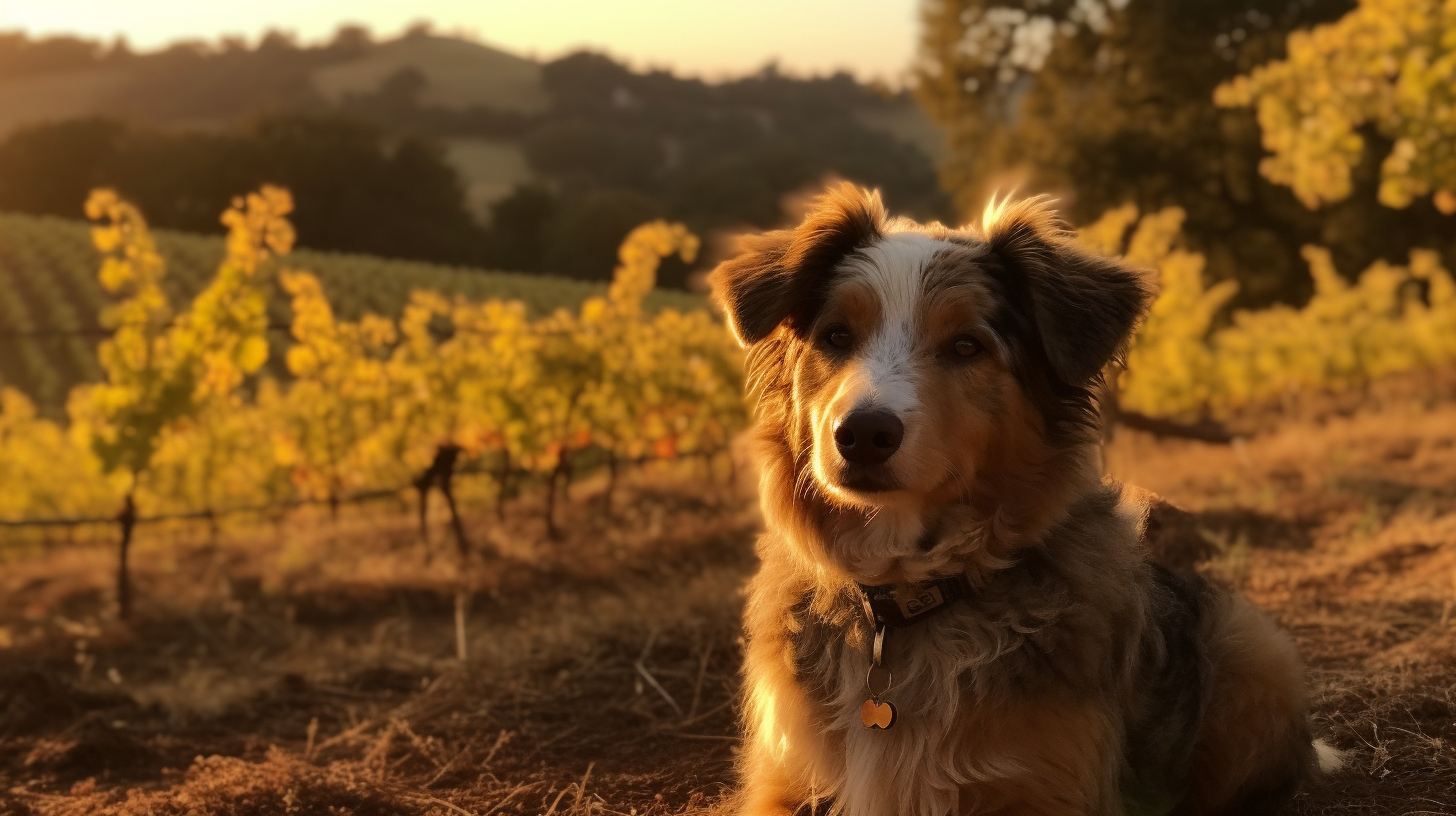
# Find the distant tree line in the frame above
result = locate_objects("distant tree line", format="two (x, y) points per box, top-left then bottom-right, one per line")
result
(324, 48), (952, 282)
(0, 116), (489, 266)
(484, 54), (951, 282)
(0, 31), (949, 286)
(0, 32), (118, 78)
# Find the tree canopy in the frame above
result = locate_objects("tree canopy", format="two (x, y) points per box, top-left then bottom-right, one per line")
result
(1216, 0), (1456, 213)
(0, 116), (488, 267)
(917, 0), (1455, 307)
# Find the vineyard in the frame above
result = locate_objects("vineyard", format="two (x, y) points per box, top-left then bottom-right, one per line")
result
(4, 187), (1456, 610)
(1, 189), (745, 616)
(0, 212), (704, 411)
(2, 187), (1456, 814)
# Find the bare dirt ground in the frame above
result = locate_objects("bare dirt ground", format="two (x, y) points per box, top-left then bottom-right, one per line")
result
(3, 394), (1455, 815)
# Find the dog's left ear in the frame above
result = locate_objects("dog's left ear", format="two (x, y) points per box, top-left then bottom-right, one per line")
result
(708, 183), (887, 346)
(983, 197), (1155, 385)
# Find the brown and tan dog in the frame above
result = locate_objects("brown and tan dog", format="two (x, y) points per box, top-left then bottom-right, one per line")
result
(708, 184), (1336, 816)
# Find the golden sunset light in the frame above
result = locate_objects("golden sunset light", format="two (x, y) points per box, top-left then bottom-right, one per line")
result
(0, 0), (921, 79)
(1, 2), (1453, 814)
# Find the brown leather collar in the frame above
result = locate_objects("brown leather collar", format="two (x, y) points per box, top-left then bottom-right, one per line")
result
(856, 573), (975, 628)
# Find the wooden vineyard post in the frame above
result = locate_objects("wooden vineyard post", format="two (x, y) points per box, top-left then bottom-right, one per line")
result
(494, 449), (512, 522)
(544, 452), (571, 540)
(455, 591), (469, 663)
(116, 494), (137, 620)
(414, 468), (433, 561)
(426, 444), (472, 662)
(436, 446), (468, 564)
(603, 451), (619, 514)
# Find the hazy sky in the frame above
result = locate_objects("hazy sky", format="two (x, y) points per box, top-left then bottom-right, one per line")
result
(0, 0), (923, 81)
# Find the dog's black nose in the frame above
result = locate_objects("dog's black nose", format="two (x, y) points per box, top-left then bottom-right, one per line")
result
(834, 410), (904, 466)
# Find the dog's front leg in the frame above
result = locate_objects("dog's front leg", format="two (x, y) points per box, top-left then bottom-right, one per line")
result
(734, 569), (837, 816)
(735, 645), (830, 815)
(736, 710), (807, 815)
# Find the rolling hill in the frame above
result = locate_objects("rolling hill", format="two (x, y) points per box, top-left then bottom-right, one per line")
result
(0, 31), (943, 223)
(311, 35), (549, 113)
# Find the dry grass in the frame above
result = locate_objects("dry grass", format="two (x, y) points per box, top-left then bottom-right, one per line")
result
(4, 398), (1456, 815)
(1109, 398), (1456, 815)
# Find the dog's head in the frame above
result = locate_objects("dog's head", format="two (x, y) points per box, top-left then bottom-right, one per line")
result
(710, 183), (1152, 579)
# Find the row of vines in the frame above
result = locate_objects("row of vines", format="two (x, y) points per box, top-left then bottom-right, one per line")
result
(4, 189), (1456, 538)
(1, 188), (745, 556)
(1085, 205), (1456, 419)
(0, 211), (702, 408)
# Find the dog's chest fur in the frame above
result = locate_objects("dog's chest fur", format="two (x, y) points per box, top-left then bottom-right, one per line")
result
(771, 490), (1202, 816)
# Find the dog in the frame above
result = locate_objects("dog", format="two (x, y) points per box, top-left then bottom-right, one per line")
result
(708, 184), (1335, 816)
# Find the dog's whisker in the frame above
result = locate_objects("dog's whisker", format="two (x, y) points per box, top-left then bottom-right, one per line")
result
(932, 449), (975, 502)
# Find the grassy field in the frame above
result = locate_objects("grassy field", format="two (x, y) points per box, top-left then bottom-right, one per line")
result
(1, 383), (1454, 814)
(0, 211), (706, 411)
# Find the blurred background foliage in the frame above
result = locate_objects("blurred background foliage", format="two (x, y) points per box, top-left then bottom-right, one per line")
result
(2, 0), (1455, 426)
(917, 0), (1456, 308)
(1, 1), (1449, 310)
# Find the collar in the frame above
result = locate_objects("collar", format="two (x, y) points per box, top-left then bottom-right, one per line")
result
(856, 572), (975, 629)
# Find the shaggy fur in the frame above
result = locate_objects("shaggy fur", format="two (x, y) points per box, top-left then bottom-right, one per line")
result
(709, 184), (1322, 816)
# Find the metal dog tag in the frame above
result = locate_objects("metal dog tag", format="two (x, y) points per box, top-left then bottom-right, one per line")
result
(862, 626), (896, 729)
(860, 697), (897, 729)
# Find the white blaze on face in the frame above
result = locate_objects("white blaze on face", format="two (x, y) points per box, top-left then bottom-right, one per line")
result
(836, 232), (951, 422)
(811, 231), (958, 509)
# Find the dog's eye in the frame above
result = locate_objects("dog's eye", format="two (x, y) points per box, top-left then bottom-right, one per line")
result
(953, 337), (983, 358)
(825, 327), (853, 349)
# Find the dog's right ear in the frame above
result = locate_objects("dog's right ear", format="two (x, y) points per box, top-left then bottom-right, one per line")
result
(982, 196), (1154, 386)
(709, 183), (886, 345)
